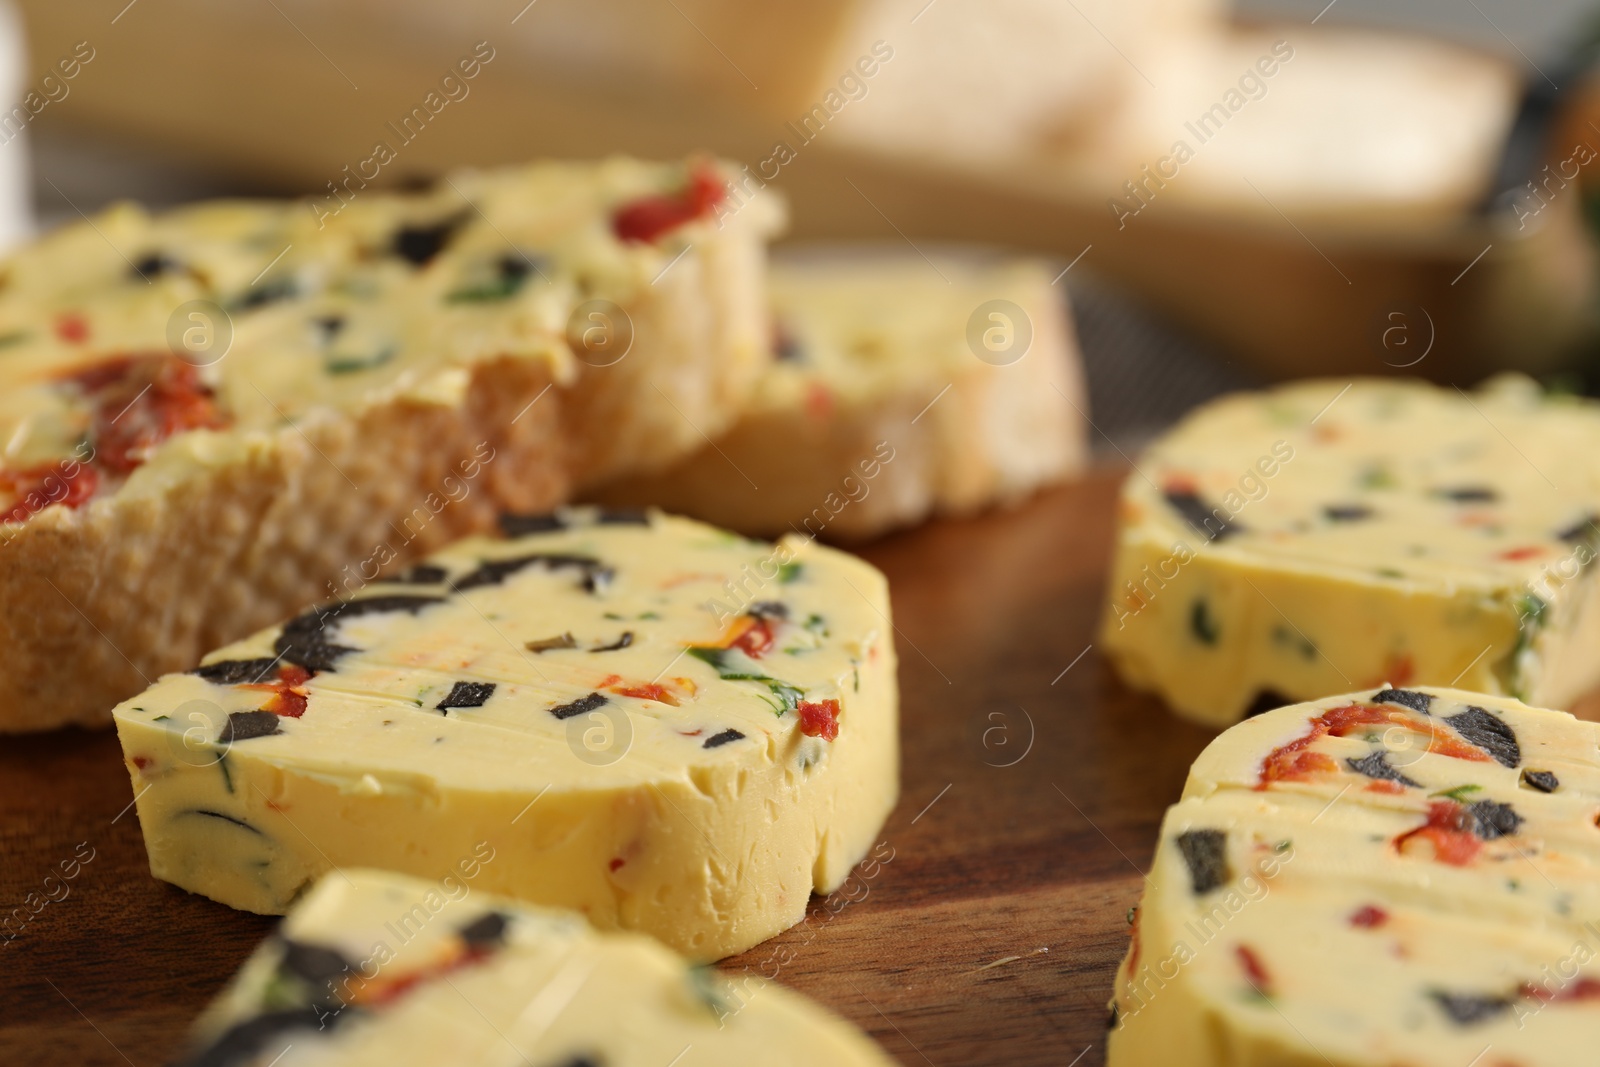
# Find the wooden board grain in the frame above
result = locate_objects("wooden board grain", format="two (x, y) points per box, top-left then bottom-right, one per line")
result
(0, 466), (1220, 1066)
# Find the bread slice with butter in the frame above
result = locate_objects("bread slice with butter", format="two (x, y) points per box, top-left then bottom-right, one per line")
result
(174, 867), (894, 1067)
(1110, 686), (1600, 1067)
(591, 248), (1087, 540)
(1100, 376), (1600, 727)
(0, 158), (780, 732)
(113, 507), (897, 960)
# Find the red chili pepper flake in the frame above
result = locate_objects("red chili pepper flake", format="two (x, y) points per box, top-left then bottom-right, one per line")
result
(1497, 546), (1544, 562)
(598, 672), (682, 706)
(131, 755), (151, 771)
(798, 698), (840, 741)
(1258, 702), (1488, 790)
(608, 857), (625, 872)
(0, 460), (99, 523)
(1394, 800), (1483, 866)
(611, 164), (727, 244)
(63, 354), (228, 475)
(730, 616), (776, 659)
(1349, 904), (1389, 929)
(1235, 945), (1272, 996)
(54, 313), (89, 344)
(1365, 779), (1407, 795)
(805, 382), (835, 421)
(1521, 976), (1600, 1003)
(243, 663), (315, 719)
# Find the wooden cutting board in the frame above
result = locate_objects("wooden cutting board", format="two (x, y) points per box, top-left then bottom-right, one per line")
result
(0, 466), (1221, 1066)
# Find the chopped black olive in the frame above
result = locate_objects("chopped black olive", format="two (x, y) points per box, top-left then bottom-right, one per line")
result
(527, 633), (578, 653)
(396, 563), (449, 585)
(392, 218), (461, 266)
(1106, 1003), (1120, 1030)
(278, 939), (355, 992)
(1243, 691), (1294, 719)
(452, 553), (610, 594)
(221, 711), (282, 743)
(1433, 486), (1499, 504)
(1372, 688), (1433, 714)
(132, 252), (178, 279)
(1520, 769), (1560, 793)
(703, 728), (745, 749)
(748, 601), (789, 620)
(192, 658), (283, 686)
(1189, 599), (1220, 645)
(1556, 513), (1600, 543)
(550, 692), (609, 721)
(1323, 504), (1373, 522)
(457, 911), (510, 948)
(1445, 706), (1521, 767)
(1175, 829), (1231, 895)
(590, 632), (634, 652)
(436, 681), (496, 712)
(1163, 489), (1242, 543)
(773, 320), (803, 362)
(185, 810), (266, 836)
(311, 314), (345, 339)
(177, 1007), (332, 1067)
(500, 512), (567, 538)
(275, 596), (444, 672)
(1468, 799), (1523, 840)
(1427, 990), (1514, 1026)
(1345, 751), (1421, 788)
(596, 508), (651, 526)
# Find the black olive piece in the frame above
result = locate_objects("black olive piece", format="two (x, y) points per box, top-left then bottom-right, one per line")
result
(1467, 799), (1523, 840)
(1243, 691), (1295, 719)
(457, 911), (510, 948)
(1427, 990), (1514, 1026)
(1107, 1003), (1120, 1030)
(451, 553), (608, 593)
(596, 508), (651, 526)
(311, 314), (345, 338)
(1345, 751), (1421, 788)
(550, 692), (608, 721)
(392, 218), (462, 266)
(1163, 489), (1243, 543)
(192, 658), (283, 686)
(1323, 504), (1373, 521)
(1373, 688), (1433, 714)
(500, 512), (567, 538)
(1175, 829), (1230, 895)
(703, 728), (745, 749)
(1520, 769), (1560, 793)
(1445, 706), (1521, 768)
(396, 564), (450, 585)
(774, 321), (803, 362)
(1556, 513), (1600, 543)
(278, 939), (355, 993)
(436, 681), (496, 712)
(132, 252), (178, 279)
(230, 276), (297, 311)
(748, 601), (789, 620)
(274, 595), (444, 672)
(497, 254), (535, 281)
(184, 810), (267, 836)
(221, 711), (281, 743)
(590, 632), (634, 652)
(1433, 487), (1499, 504)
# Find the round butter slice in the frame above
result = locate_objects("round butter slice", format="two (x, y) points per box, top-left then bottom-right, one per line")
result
(1110, 686), (1600, 1067)
(113, 508), (898, 960)
(177, 867), (894, 1067)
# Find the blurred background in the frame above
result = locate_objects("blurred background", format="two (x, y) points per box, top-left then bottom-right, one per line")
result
(4, 0), (1599, 445)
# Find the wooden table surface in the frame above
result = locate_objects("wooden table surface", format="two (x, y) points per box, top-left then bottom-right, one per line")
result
(0, 466), (1222, 1066)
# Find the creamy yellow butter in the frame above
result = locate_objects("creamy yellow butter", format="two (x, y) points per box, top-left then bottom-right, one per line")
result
(113, 508), (898, 960)
(1111, 686), (1600, 1067)
(175, 867), (894, 1067)
(1101, 376), (1600, 727)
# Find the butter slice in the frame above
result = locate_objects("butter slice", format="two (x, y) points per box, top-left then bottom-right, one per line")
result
(1111, 686), (1600, 1067)
(176, 867), (893, 1067)
(114, 508), (897, 960)
(1101, 376), (1600, 727)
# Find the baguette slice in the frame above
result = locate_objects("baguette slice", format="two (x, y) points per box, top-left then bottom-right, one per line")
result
(0, 157), (781, 732)
(175, 867), (894, 1067)
(113, 507), (898, 960)
(591, 248), (1088, 540)
(1111, 686), (1600, 1067)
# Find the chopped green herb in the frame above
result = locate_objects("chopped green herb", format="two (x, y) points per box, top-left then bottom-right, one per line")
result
(326, 345), (397, 375)
(0, 329), (29, 349)
(152, 714), (170, 722)
(1431, 784), (1483, 802)
(778, 562), (803, 583)
(1191, 599), (1220, 645)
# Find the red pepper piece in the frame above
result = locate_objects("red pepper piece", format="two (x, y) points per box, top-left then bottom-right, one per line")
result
(0, 460), (99, 523)
(612, 165), (727, 244)
(1394, 800), (1482, 866)
(1349, 904), (1389, 928)
(798, 698), (840, 741)
(64, 354), (228, 475)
